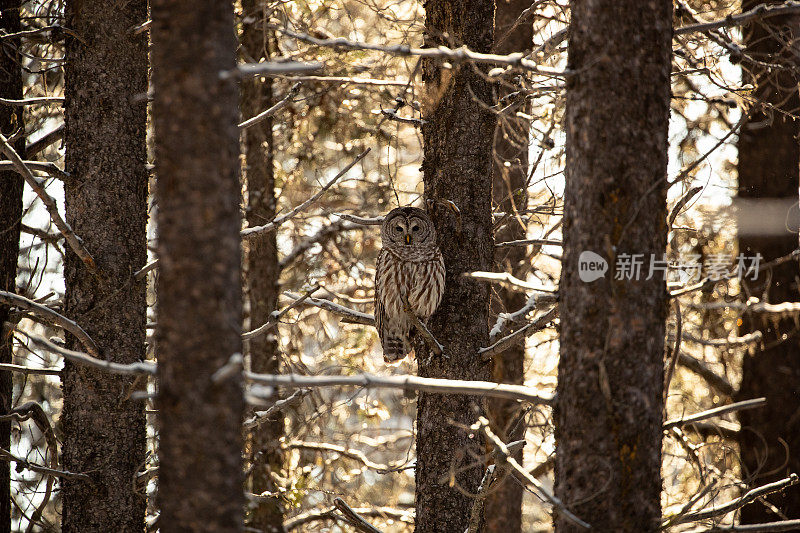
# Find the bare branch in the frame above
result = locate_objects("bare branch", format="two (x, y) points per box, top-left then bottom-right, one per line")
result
(681, 330), (763, 348)
(677, 353), (735, 397)
(489, 294), (535, 343)
(278, 75), (410, 86)
(0, 160), (69, 180)
(742, 300), (800, 315)
(661, 478), (719, 529)
(464, 270), (557, 293)
(332, 213), (385, 225)
(685, 299), (800, 315)
(25, 123), (65, 158)
(495, 238), (562, 248)
(284, 506), (412, 530)
(476, 417), (590, 530)
(222, 60), (325, 79)
(675, 1), (800, 35)
(282, 291), (375, 325)
(245, 372), (554, 405)
(279, 221), (361, 269)
(26, 335), (155, 376)
(466, 464), (496, 533)
(668, 186), (703, 229)
(700, 519), (800, 532)
(239, 82), (300, 129)
(0, 290), (100, 357)
(480, 306), (558, 361)
(273, 25), (568, 77)
(673, 474), (799, 525)
(285, 441), (397, 472)
(400, 294), (443, 356)
(243, 285), (320, 341)
(380, 107), (425, 126)
(243, 389), (308, 430)
(333, 498), (384, 533)
(0, 96), (64, 106)
(682, 420), (740, 441)
(465, 439), (526, 533)
(241, 149), (370, 240)
(210, 353), (243, 383)
(21, 224), (63, 246)
(0, 132), (96, 272)
(0, 401), (61, 526)
(0, 363), (60, 376)
(663, 398), (766, 431)
(134, 259), (159, 281)
(0, 448), (90, 482)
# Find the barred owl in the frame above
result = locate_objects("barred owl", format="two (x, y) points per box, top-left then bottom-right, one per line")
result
(374, 207), (445, 363)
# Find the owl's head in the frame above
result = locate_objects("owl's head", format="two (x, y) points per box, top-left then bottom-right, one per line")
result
(381, 206), (437, 252)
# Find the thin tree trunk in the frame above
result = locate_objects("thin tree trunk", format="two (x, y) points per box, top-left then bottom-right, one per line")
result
(240, 2), (285, 531)
(555, 1), (672, 531)
(0, 2), (23, 530)
(485, 1), (533, 531)
(735, 1), (800, 520)
(151, 0), (244, 530)
(61, 1), (148, 530)
(417, 0), (496, 531)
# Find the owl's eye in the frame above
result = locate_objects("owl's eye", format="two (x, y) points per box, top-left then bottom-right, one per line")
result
(411, 225), (419, 232)
(395, 225), (403, 232)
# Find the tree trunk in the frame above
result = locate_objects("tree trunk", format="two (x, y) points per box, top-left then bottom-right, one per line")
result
(150, 0), (244, 530)
(0, 2), (23, 530)
(735, 1), (800, 520)
(555, 1), (672, 531)
(485, 1), (533, 531)
(61, 1), (148, 530)
(417, 0), (496, 531)
(240, 2), (285, 531)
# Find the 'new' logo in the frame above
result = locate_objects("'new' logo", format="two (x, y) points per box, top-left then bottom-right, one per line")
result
(578, 251), (607, 282)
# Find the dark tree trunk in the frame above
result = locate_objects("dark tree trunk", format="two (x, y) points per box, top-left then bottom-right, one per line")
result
(417, 0), (496, 531)
(151, 0), (244, 530)
(61, 1), (148, 530)
(485, 1), (533, 531)
(240, 3), (285, 531)
(0, 2), (23, 530)
(555, 1), (672, 531)
(735, 1), (800, 520)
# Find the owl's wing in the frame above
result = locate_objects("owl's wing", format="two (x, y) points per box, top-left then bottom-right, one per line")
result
(374, 249), (409, 362)
(374, 249), (388, 338)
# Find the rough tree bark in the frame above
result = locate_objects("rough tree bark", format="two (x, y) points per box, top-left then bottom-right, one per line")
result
(61, 1), (148, 530)
(240, 2), (285, 531)
(0, 1), (23, 529)
(735, 1), (800, 520)
(555, 1), (672, 531)
(417, 0), (496, 531)
(151, 0), (244, 530)
(485, 1), (533, 531)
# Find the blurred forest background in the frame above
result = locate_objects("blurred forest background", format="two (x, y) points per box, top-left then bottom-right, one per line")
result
(0, 0), (799, 531)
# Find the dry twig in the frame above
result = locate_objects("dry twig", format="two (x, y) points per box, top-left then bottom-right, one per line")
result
(241, 149), (370, 239)
(0, 133), (96, 272)
(246, 372), (554, 405)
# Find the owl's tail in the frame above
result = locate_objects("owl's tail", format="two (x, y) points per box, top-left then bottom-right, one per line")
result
(382, 334), (412, 363)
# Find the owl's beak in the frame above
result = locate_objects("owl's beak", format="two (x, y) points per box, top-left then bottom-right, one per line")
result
(404, 234), (412, 245)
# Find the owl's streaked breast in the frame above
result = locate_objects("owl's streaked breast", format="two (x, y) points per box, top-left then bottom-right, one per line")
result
(376, 250), (445, 323)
